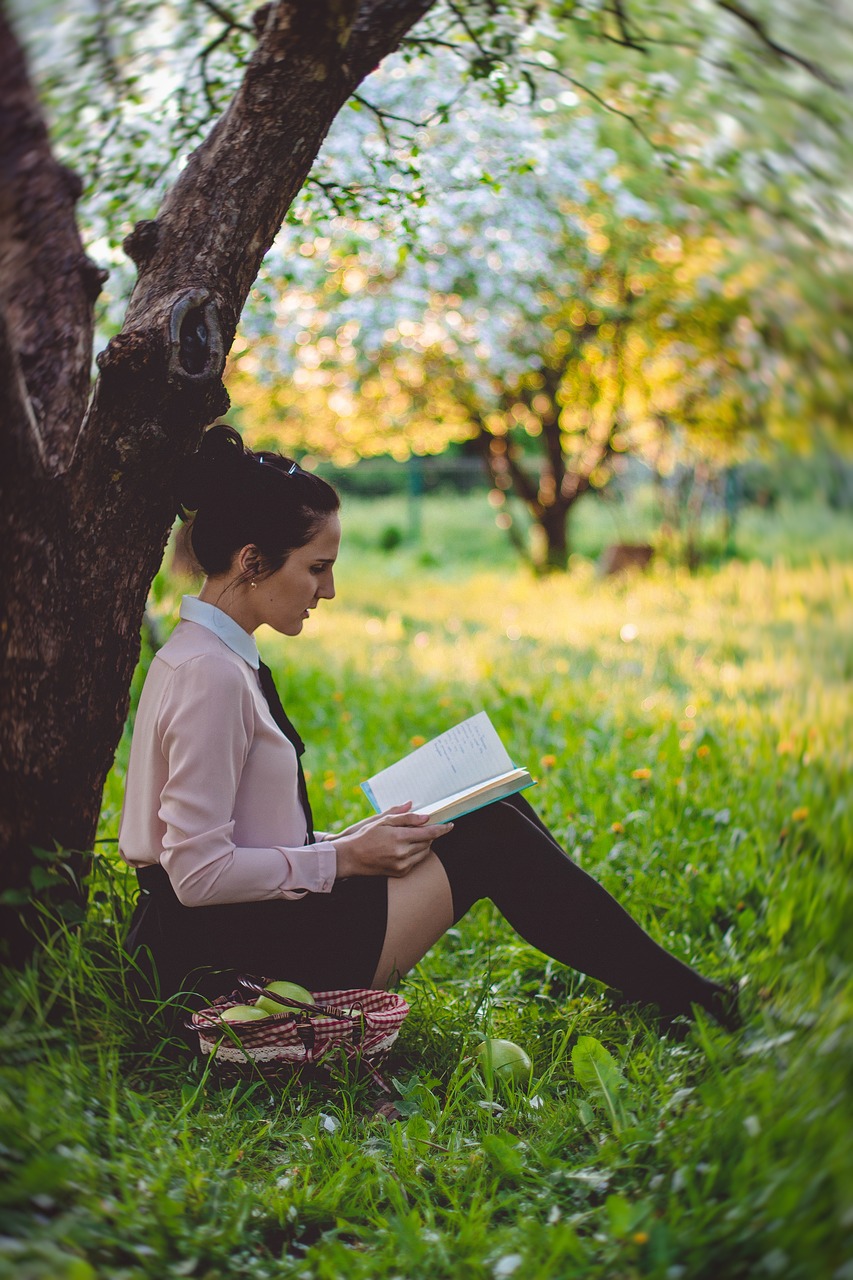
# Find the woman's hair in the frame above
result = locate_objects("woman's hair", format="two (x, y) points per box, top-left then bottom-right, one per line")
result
(177, 424), (340, 578)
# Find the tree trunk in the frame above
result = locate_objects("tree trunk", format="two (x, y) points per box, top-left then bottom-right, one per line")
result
(0, 0), (435, 964)
(535, 502), (571, 573)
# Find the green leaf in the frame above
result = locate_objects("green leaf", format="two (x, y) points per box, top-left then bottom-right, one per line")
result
(571, 1035), (628, 1133)
(577, 1099), (596, 1129)
(605, 1193), (633, 1237)
(571, 1035), (625, 1094)
(481, 1134), (525, 1177)
(404, 1113), (432, 1146)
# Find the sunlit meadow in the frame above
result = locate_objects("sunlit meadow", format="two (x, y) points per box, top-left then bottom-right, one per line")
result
(2, 496), (851, 1280)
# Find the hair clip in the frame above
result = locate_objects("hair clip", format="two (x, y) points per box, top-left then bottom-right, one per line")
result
(258, 455), (300, 476)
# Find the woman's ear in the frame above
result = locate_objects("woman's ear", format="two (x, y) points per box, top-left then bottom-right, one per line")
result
(236, 544), (263, 579)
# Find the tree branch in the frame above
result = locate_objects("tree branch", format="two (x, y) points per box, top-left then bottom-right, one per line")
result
(0, 305), (48, 477)
(198, 0), (254, 34)
(715, 0), (845, 90)
(346, 0), (437, 82)
(83, 4), (426, 419)
(607, 0), (648, 53)
(0, 6), (105, 475)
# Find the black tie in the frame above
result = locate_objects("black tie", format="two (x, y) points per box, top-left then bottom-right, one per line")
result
(257, 660), (315, 843)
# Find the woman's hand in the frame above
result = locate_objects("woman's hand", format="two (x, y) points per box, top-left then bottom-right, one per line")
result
(332, 802), (454, 879)
(328, 803), (412, 840)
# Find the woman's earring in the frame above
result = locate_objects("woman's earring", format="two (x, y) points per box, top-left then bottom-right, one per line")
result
(250, 579), (257, 590)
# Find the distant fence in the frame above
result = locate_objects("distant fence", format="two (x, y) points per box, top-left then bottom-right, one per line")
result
(313, 455), (488, 497)
(311, 451), (853, 510)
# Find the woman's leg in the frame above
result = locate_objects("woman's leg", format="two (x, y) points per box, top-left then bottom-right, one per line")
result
(424, 794), (734, 1022)
(372, 852), (454, 988)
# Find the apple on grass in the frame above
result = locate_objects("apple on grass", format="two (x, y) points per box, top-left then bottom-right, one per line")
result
(255, 980), (314, 1015)
(474, 1037), (533, 1083)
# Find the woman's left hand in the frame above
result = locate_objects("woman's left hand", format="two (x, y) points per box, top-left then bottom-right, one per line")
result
(329, 804), (413, 839)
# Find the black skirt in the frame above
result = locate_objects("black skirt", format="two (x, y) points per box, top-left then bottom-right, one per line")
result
(125, 863), (389, 1012)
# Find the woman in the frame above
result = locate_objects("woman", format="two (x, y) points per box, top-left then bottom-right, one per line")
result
(120, 425), (738, 1030)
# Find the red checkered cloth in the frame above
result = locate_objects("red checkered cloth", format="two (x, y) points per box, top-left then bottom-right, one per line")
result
(190, 985), (409, 1077)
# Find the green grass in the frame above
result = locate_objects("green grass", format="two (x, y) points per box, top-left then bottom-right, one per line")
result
(2, 500), (852, 1279)
(332, 489), (853, 572)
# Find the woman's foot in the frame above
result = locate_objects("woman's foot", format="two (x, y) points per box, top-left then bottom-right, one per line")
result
(704, 980), (743, 1032)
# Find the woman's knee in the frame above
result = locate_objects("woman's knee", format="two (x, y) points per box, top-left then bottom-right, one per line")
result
(452, 796), (533, 842)
(372, 854), (454, 987)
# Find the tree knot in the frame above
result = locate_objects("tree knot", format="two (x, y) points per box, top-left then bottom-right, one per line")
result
(123, 220), (160, 270)
(96, 330), (158, 380)
(81, 256), (109, 302)
(167, 290), (225, 385)
(252, 3), (273, 39)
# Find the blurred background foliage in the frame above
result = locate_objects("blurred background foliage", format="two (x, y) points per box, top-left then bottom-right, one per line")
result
(11, 0), (853, 570)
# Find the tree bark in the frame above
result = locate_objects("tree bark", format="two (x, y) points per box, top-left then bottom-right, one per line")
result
(538, 501), (571, 572)
(0, 0), (435, 963)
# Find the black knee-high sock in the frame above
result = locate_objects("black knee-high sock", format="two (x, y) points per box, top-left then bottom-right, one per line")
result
(433, 794), (727, 1020)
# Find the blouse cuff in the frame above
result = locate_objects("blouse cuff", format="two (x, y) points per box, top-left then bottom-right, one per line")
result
(276, 840), (337, 896)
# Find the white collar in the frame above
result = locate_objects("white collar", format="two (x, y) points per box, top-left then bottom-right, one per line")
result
(179, 596), (260, 669)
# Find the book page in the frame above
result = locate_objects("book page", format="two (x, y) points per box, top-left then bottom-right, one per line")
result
(365, 711), (515, 812)
(417, 769), (532, 817)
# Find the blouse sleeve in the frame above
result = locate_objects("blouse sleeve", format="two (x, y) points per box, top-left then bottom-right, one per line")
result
(156, 654), (337, 907)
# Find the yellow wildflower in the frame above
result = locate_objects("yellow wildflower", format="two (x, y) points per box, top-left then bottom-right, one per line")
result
(632, 1232), (649, 1246)
(631, 767), (651, 780)
(611, 821), (625, 834)
(540, 754), (557, 770)
(696, 744), (711, 759)
(410, 735), (426, 747)
(792, 806), (809, 822)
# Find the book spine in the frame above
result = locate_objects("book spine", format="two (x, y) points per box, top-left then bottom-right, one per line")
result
(361, 780), (380, 813)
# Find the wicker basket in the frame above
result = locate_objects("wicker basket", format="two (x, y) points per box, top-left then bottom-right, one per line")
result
(189, 977), (409, 1083)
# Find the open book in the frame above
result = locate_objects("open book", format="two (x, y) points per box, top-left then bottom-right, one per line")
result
(361, 711), (535, 824)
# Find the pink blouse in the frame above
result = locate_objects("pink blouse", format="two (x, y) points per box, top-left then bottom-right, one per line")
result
(118, 598), (338, 907)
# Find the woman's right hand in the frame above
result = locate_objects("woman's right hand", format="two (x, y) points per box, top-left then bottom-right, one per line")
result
(332, 803), (454, 879)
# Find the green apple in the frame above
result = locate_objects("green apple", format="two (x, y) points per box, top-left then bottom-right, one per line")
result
(219, 1003), (269, 1022)
(474, 1037), (532, 1082)
(255, 980), (314, 1015)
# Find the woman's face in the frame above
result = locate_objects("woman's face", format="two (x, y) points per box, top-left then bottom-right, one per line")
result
(251, 515), (341, 636)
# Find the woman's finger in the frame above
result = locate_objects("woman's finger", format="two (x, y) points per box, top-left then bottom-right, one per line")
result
(389, 848), (431, 876)
(403, 844), (435, 873)
(413, 821), (454, 841)
(384, 811), (432, 828)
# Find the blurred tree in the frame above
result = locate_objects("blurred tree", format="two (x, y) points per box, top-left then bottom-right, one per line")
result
(1, 0), (850, 955)
(230, 51), (835, 569)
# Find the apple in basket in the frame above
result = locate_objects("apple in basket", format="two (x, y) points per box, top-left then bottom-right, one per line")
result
(255, 980), (314, 1015)
(219, 1004), (269, 1023)
(474, 1037), (532, 1082)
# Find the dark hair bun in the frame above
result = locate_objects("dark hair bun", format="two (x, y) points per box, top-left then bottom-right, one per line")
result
(175, 423), (340, 578)
(177, 423), (246, 516)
